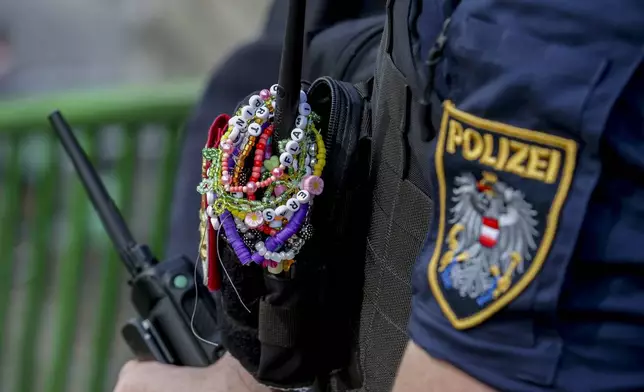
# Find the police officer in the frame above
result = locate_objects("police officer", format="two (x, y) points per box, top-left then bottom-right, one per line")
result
(115, 0), (644, 391)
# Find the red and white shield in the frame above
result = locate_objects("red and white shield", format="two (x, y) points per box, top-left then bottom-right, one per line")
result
(479, 216), (500, 248)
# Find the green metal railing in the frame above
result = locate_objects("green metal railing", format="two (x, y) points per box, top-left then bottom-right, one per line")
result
(0, 80), (202, 392)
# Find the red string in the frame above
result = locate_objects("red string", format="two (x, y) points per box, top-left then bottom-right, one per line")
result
(204, 113), (230, 292)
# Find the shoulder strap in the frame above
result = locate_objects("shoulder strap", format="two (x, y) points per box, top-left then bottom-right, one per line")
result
(420, 0), (461, 140)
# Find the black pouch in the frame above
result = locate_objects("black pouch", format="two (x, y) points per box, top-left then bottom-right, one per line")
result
(217, 14), (380, 389)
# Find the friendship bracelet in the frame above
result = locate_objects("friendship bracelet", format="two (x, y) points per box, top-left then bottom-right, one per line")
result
(197, 85), (326, 281)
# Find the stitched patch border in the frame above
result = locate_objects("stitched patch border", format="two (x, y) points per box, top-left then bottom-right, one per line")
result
(428, 100), (578, 330)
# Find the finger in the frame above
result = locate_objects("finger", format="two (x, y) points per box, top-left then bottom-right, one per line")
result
(118, 360), (142, 379)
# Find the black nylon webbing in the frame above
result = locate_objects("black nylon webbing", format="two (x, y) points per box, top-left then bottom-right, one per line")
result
(342, 29), (432, 392)
(258, 300), (299, 348)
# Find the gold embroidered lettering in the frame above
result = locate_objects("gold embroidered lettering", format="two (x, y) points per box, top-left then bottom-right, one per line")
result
(446, 120), (464, 154)
(525, 145), (551, 182)
(545, 149), (561, 184)
(495, 137), (510, 171)
(462, 128), (484, 161)
(504, 140), (529, 176)
(480, 133), (498, 166)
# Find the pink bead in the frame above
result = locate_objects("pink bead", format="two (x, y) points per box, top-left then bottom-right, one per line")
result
(222, 170), (229, 176)
(274, 185), (286, 196)
(246, 181), (257, 193)
(224, 185), (230, 191)
(252, 167), (261, 174)
(221, 175), (231, 185)
(270, 176), (276, 182)
(244, 212), (264, 229)
(221, 142), (233, 154)
(259, 89), (271, 100)
(242, 186), (248, 193)
(272, 167), (284, 178)
(302, 175), (325, 195)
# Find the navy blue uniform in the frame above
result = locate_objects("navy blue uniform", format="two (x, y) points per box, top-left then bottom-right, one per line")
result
(408, 1), (644, 391)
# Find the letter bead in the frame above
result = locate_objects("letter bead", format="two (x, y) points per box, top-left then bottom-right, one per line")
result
(270, 84), (279, 96)
(299, 90), (307, 103)
(286, 198), (301, 212)
(262, 208), (276, 222)
(275, 205), (289, 216)
(255, 106), (269, 120)
(241, 105), (255, 120)
(248, 123), (262, 136)
(286, 140), (300, 155)
(230, 116), (245, 128)
(249, 94), (263, 108)
(295, 115), (308, 129)
(298, 102), (311, 116)
(291, 127), (304, 142)
(296, 190), (310, 203)
(280, 152), (294, 167)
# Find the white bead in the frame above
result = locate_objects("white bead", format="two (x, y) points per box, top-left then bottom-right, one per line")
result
(271, 252), (282, 262)
(231, 132), (243, 146)
(247, 123), (262, 136)
(285, 251), (295, 260)
(280, 152), (294, 167)
(206, 205), (215, 217)
(229, 116), (245, 128)
(296, 190), (310, 203)
(292, 159), (298, 171)
(299, 90), (307, 103)
(249, 94), (263, 108)
(234, 192), (244, 198)
(210, 217), (220, 230)
(268, 261), (283, 274)
(270, 84), (279, 96)
(262, 208), (276, 222)
(255, 242), (265, 251)
(264, 251), (272, 259)
(269, 220), (283, 228)
(295, 115), (308, 129)
(234, 217), (242, 224)
(305, 166), (312, 176)
(286, 140), (300, 155)
(275, 205), (289, 216)
(298, 102), (311, 116)
(239, 226), (248, 233)
(207, 191), (216, 205)
(291, 128), (305, 142)
(228, 127), (240, 142)
(305, 155), (311, 165)
(255, 106), (269, 120)
(259, 248), (267, 256)
(241, 105), (255, 120)
(286, 198), (300, 212)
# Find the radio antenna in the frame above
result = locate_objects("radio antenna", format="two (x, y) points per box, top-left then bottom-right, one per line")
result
(273, 0), (307, 140)
(49, 111), (155, 276)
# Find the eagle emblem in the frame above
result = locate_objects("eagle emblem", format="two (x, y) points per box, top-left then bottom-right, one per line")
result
(427, 101), (578, 329)
(439, 172), (538, 307)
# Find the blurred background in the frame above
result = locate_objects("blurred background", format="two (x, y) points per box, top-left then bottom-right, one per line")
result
(0, 1), (270, 391)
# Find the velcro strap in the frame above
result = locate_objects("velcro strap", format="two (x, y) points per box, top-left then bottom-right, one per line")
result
(258, 300), (299, 348)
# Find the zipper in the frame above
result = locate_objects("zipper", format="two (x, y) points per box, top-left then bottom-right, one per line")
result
(308, 77), (366, 238)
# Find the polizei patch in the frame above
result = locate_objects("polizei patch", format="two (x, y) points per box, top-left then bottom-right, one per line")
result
(428, 101), (577, 330)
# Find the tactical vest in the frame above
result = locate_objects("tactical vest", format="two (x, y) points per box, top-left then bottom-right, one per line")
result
(308, 0), (448, 390)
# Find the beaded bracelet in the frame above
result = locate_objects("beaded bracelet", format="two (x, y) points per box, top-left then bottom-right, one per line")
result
(197, 85), (326, 286)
